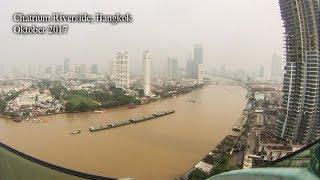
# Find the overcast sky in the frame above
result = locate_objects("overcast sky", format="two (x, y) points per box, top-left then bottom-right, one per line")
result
(0, 0), (284, 75)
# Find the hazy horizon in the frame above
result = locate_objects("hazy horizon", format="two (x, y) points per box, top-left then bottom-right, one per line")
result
(0, 0), (284, 75)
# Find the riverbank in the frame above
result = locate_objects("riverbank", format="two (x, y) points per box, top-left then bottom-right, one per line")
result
(0, 82), (210, 122)
(181, 82), (251, 179)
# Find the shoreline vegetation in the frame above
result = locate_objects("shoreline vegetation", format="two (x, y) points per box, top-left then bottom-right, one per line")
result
(0, 80), (211, 121)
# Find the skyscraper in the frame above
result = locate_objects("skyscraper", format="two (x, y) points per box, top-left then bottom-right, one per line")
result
(0, 64), (4, 75)
(20, 64), (38, 76)
(192, 44), (204, 78)
(277, 0), (320, 144)
(64, 59), (70, 73)
(79, 64), (87, 76)
(45, 66), (53, 74)
(258, 66), (265, 79)
(55, 65), (63, 75)
(143, 50), (151, 96)
(194, 44), (203, 65)
(91, 64), (99, 74)
(185, 45), (204, 79)
(74, 64), (79, 75)
(113, 52), (129, 89)
(168, 57), (178, 80)
(38, 65), (45, 75)
(197, 64), (204, 84)
(186, 55), (194, 78)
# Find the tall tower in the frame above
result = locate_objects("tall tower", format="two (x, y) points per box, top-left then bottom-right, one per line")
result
(277, 0), (320, 144)
(91, 64), (99, 74)
(193, 44), (203, 78)
(194, 44), (203, 65)
(79, 64), (87, 76)
(186, 54), (194, 78)
(197, 64), (204, 84)
(0, 64), (4, 76)
(113, 52), (129, 89)
(143, 50), (151, 96)
(64, 58), (70, 73)
(258, 66), (265, 79)
(168, 57), (178, 80)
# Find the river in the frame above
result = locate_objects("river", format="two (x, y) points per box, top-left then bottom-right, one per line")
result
(0, 82), (247, 180)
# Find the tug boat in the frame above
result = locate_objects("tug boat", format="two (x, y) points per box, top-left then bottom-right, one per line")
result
(70, 130), (81, 135)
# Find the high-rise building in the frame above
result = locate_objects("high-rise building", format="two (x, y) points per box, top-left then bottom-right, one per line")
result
(277, 0), (320, 144)
(186, 55), (194, 77)
(143, 50), (151, 96)
(79, 64), (87, 76)
(30, 64), (39, 76)
(55, 65), (63, 75)
(45, 66), (53, 75)
(113, 52), (129, 89)
(258, 66), (265, 79)
(64, 59), (70, 73)
(193, 44), (204, 78)
(197, 64), (204, 84)
(168, 57), (178, 80)
(271, 53), (282, 81)
(38, 65), (45, 75)
(194, 44), (203, 65)
(74, 64), (79, 75)
(186, 45), (204, 79)
(91, 64), (99, 74)
(0, 64), (4, 75)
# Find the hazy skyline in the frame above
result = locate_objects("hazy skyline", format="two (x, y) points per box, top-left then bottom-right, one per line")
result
(0, 0), (284, 75)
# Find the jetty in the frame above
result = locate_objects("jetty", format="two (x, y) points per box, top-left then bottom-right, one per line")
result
(89, 110), (175, 132)
(232, 115), (248, 132)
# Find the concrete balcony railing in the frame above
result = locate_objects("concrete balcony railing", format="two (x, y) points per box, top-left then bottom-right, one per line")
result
(207, 168), (318, 180)
(0, 141), (116, 180)
(207, 139), (320, 180)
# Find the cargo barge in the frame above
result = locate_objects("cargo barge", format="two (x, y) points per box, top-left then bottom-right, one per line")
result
(89, 110), (175, 132)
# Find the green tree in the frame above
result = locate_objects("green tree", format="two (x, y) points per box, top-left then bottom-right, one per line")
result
(188, 168), (209, 180)
(5, 91), (21, 101)
(309, 144), (320, 177)
(65, 102), (75, 112)
(0, 100), (7, 113)
(210, 155), (230, 176)
(78, 101), (91, 111)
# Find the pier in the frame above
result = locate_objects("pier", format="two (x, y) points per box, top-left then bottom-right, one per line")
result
(232, 115), (248, 132)
(89, 110), (175, 132)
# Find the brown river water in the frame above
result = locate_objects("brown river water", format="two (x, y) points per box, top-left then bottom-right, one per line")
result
(0, 83), (247, 180)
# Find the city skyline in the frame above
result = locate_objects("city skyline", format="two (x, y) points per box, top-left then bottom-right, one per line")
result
(0, 53), (283, 82)
(0, 0), (283, 74)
